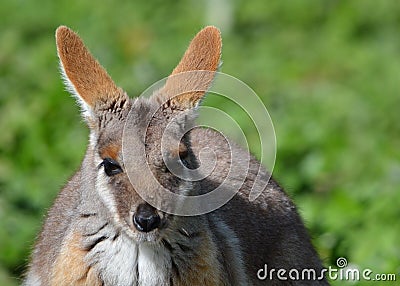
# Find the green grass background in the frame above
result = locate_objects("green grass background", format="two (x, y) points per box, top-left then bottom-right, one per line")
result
(0, 0), (399, 285)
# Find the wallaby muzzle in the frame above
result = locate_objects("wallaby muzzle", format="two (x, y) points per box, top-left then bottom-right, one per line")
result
(133, 203), (161, 232)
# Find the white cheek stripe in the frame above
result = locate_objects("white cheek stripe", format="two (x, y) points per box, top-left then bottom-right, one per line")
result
(95, 156), (135, 237)
(96, 170), (119, 219)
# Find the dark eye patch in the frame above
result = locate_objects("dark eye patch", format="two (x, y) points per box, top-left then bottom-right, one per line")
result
(100, 158), (123, 176)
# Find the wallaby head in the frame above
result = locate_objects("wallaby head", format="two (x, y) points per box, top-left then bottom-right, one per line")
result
(56, 26), (221, 242)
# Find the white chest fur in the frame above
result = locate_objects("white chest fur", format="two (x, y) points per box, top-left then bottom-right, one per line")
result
(138, 243), (171, 286)
(86, 234), (171, 286)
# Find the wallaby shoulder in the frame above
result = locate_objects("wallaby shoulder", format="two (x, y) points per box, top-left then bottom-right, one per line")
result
(25, 164), (84, 285)
(191, 127), (327, 285)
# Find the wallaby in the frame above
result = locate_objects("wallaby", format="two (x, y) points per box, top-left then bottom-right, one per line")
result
(24, 26), (328, 285)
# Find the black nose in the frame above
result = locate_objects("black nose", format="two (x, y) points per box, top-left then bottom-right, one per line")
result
(133, 203), (161, 232)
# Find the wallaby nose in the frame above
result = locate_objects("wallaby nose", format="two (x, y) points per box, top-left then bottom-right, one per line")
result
(133, 203), (161, 232)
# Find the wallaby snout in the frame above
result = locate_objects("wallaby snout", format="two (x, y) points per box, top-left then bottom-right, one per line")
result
(133, 203), (161, 232)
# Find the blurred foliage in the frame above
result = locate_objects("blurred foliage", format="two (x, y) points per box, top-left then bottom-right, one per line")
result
(0, 0), (399, 285)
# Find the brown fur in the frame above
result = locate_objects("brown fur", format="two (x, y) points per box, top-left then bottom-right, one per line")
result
(158, 26), (221, 109)
(56, 26), (124, 108)
(99, 143), (121, 161)
(171, 26), (221, 75)
(51, 232), (102, 286)
(171, 230), (225, 286)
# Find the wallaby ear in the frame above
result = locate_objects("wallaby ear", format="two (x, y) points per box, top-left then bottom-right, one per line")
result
(56, 26), (128, 121)
(155, 26), (222, 110)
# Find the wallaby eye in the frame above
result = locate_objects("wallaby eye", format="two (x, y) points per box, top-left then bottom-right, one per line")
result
(100, 158), (122, 176)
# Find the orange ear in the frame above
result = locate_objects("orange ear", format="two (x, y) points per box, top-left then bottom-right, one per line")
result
(156, 26), (222, 110)
(56, 26), (128, 118)
(170, 26), (221, 76)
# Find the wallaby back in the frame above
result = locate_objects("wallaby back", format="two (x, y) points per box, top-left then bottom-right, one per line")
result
(24, 26), (328, 286)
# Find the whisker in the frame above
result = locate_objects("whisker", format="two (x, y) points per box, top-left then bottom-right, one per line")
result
(84, 235), (108, 251)
(171, 257), (180, 279)
(179, 228), (190, 237)
(176, 242), (191, 252)
(80, 212), (98, 218)
(83, 222), (109, 237)
(162, 238), (174, 252)
(179, 228), (201, 239)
